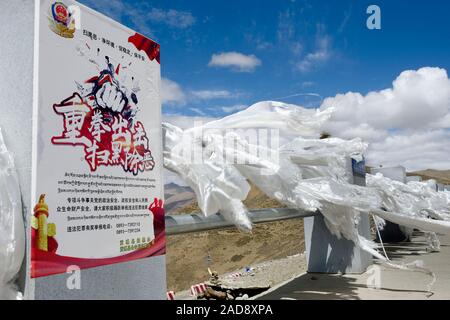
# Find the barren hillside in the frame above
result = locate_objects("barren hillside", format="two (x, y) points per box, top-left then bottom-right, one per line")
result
(409, 169), (450, 184)
(164, 182), (196, 213)
(165, 183), (304, 292)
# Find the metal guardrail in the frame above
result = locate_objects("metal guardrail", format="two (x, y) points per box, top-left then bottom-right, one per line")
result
(165, 208), (318, 235)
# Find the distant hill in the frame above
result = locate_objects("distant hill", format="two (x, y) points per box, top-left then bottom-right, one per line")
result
(408, 169), (450, 185)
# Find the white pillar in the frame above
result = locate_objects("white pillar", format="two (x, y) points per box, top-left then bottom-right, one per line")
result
(304, 158), (372, 274)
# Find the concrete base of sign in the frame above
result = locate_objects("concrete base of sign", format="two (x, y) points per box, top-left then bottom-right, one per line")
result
(34, 256), (166, 300)
(0, 0), (167, 300)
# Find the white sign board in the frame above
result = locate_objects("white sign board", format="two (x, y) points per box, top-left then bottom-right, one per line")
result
(31, 0), (165, 279)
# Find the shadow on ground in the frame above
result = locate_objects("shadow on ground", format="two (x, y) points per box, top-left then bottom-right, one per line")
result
(259, 231), (440, 300)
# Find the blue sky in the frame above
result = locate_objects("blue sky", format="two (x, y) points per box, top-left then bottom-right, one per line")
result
(79, 0), (450, 117)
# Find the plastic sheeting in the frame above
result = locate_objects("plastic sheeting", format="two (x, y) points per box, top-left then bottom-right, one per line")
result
(163, 122), (253, 231)
(163, 100), (450, 263)
(367, 174), (450, 222)
(0, 128), (25, 300)
(366, 174), (450, 249)
(163, 101), (335, 231)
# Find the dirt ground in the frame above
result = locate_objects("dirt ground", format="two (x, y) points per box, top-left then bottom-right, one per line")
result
(166, 218), (305, 292)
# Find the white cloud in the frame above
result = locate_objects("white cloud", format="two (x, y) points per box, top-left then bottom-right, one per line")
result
(320, 67), (450, 171)
(277, 10), (296, 44)
(367, 130), (450, 171)
(321, 67), (450, 138)
(190, 90), (232, 100)
(161, 78), (186, 105)
(147, 8), (196, 28)
(208, 52), (261, 72)
(338, 5), (353, 34)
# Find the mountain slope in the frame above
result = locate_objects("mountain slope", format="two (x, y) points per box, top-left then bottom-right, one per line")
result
(408, 169), (450, 184)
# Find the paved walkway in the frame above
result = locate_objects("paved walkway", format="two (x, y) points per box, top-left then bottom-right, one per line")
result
(258, 232), (450, 300)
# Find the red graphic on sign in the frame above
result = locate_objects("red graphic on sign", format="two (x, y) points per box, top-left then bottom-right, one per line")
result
(51, 56), (156, 175)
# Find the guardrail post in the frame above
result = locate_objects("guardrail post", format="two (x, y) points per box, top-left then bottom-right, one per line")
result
(0, 0), (166, 300)
(303, 158), (372, 274)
